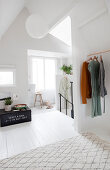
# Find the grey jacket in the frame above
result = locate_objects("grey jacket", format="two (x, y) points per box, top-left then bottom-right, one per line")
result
(99, 60), (107, 97)
(99, 60), (107, 113)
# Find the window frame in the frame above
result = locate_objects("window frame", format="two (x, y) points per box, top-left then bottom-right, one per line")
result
(0, 65), (16, 87)
(31, 57), (57, 91)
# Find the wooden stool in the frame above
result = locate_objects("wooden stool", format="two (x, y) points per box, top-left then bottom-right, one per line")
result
(34, 92), (43, 108)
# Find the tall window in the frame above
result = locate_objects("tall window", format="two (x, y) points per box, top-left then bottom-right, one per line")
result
(32, 58), (56, 91)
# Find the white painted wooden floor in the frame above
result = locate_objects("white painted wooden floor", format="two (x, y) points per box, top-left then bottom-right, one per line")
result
(0, 108), (77, 160)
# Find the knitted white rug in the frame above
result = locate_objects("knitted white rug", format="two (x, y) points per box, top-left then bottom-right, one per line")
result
(0, 133), (110, 170)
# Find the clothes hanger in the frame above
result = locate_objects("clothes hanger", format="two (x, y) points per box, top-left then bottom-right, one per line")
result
(100, 55), (103, 62)
(86, 57), (93, 62)
(93, 56), (99, 62)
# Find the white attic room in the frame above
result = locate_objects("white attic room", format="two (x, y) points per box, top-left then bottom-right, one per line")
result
(0, 0), (110, 169)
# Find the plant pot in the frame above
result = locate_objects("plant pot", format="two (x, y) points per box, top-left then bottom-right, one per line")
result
(5, 105), (11, 111)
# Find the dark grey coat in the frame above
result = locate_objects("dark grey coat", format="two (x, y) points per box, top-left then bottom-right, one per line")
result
(99, 60), (107, 113)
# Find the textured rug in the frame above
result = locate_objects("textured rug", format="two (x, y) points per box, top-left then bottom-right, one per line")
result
(0, 133), (110, 170)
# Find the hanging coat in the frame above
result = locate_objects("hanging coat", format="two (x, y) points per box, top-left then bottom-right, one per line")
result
(81, 62), (92, 104)
(59, 76), (70, 100)
(99, 60), (107, 113)
(88, 60), (102, 117)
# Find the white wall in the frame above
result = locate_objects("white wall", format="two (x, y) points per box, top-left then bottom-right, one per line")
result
(70, 0), (110, 133)
(0, 8), (71, 106)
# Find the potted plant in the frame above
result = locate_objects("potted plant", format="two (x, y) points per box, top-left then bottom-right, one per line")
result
(5, 98), (13, 111)
(60, 64), (72, 75)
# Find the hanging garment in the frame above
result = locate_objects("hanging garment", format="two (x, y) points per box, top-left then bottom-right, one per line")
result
(88, 60), (102, 117)
(81, 62), (92, 104)
(99, 60), (107, 113)
(59, 76), (71, 100)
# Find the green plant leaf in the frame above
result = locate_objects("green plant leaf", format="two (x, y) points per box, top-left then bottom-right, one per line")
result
(5, 98), (13, 105)
(60, 64), (72, 75)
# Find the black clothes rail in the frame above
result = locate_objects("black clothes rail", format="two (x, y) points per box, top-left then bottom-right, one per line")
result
(59, 82), (74, 119)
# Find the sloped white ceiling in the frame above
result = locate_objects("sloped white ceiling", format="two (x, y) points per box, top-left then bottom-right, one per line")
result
(0, 0), (80, 39)
(71, 0), (107, 28)
(0, 0), (109, 47)
(105, 0), (110, 13)
(70, 0), (110, 52)
(25, 0), (80, 29)
(0, 0), (25, 39)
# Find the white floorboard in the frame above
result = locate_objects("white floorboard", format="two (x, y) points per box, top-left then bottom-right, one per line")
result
(0, 108), (77, 160)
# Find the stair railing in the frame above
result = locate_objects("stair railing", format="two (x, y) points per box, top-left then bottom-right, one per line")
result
(59, 82), (74, 119)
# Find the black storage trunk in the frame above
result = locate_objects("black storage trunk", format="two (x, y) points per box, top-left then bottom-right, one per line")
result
(0, 108), (31, 127)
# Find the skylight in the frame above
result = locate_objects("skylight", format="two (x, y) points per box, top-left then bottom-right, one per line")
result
(50, 16), (72, 46)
